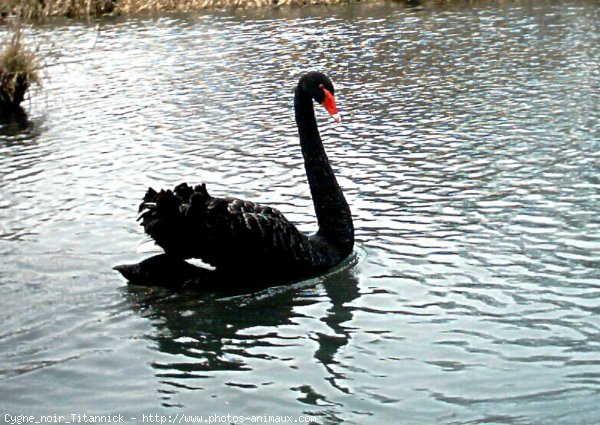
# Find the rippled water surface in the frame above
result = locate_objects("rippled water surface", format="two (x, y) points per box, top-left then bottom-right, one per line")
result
(1, 1), (599, 423)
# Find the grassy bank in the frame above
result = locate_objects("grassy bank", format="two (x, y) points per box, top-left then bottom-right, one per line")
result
(3, 0), (361, 19)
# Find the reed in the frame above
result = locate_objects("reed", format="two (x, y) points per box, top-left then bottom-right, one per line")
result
(2, 1), (115, 19)
(1, 0), (356, 18)
(0, 0), (494, 19)
(0, 24), (41, 113)
(117, 0), (352, 12)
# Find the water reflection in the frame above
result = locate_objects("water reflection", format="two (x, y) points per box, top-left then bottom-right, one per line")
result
(124, 264), (360, 410)
(125, 286), (299, 374)
(0, 108), (39, 139)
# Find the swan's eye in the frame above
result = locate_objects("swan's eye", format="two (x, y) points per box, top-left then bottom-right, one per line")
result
(318, 83), (333, 98)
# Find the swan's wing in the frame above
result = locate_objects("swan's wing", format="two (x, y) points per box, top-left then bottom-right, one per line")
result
(199, 196), (314, 269)
(138, 183), (312, 269)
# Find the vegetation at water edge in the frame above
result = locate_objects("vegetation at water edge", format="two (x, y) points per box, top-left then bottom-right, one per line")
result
(0, 24), (41, 114)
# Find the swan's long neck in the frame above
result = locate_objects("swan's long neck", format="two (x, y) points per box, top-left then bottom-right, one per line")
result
(294, 87), (354, 253)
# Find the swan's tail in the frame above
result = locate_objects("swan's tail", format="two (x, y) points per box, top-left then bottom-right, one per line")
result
(138, 183), (212, 259)
(113, 254), (214, 288)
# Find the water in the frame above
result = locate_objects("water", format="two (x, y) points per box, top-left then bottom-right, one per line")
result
(1, 1), (599, 423)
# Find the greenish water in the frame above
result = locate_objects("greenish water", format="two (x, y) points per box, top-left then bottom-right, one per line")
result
(1, 1), (599, 423)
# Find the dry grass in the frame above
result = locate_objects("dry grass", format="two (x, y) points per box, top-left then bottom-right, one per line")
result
(0, 0), (511, 19)
(117, 0), (354, 12)
(2, 1), (116, 19)
(1, 0), (357, 18)
(0, 24), (41, 110)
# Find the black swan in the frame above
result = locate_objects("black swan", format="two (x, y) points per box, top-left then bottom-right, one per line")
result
(115, 72), (354, 289)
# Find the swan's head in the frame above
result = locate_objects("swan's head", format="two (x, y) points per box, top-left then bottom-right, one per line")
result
(299, 72), (341, 123)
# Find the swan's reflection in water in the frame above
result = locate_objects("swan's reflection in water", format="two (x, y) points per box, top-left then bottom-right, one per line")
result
(124, 260), (360, 408)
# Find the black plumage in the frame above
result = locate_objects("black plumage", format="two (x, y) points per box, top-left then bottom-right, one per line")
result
(115, 72), (353, 289)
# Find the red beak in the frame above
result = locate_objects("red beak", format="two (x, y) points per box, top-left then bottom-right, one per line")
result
(321, 87), (341, 123)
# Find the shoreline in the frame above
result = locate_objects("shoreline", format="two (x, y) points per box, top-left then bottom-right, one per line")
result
(0, 1), (531, 21)
(4, 0), (363, 20)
